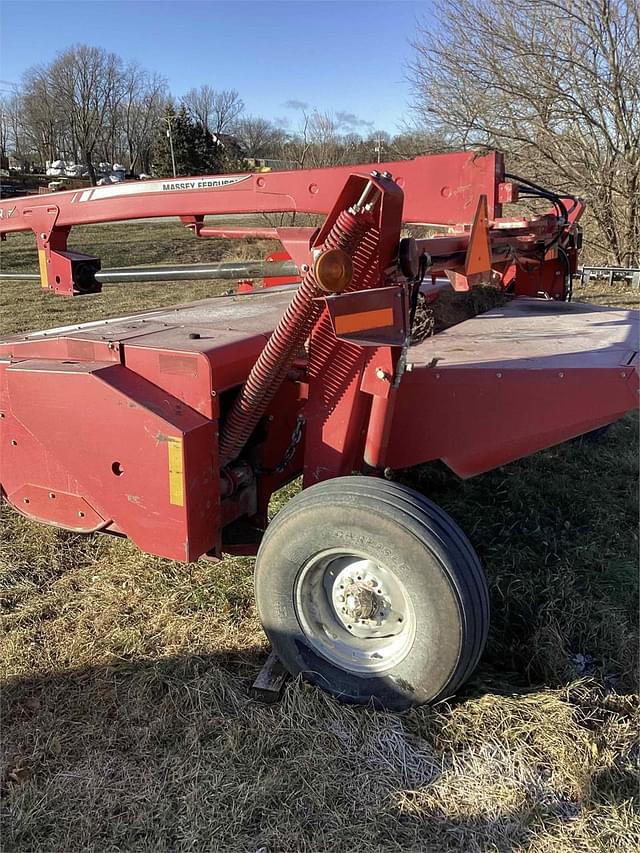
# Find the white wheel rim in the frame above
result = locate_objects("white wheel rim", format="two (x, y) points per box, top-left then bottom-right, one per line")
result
(294, 548), (416, 674)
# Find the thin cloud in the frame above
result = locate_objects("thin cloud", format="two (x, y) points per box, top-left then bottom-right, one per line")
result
(283, 99), (309, 111)
(335, 110), (375, 130)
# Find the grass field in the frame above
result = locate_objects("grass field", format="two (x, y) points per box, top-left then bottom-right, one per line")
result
(1, 223), (638, 852)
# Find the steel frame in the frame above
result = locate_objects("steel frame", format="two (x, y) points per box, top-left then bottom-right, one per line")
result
(0, 152), (636, 563)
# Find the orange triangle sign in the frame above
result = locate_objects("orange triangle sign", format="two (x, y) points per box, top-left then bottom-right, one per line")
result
(464, 195), (491, 276)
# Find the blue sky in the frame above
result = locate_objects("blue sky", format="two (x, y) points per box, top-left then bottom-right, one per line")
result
(0, 0), (434, 133)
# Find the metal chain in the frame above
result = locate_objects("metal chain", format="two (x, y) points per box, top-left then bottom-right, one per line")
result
(256, 414), (306, 475)
(410, 292), (435, 343)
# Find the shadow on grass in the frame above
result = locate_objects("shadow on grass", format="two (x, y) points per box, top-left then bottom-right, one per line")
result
(4, 647), (634, 853)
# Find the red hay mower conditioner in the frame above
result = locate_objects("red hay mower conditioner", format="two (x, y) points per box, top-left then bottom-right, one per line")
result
(0, 151), (637, 709)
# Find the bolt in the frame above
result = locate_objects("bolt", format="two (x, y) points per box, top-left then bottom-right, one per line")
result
(559, 372), (565, 378)
(381, 171), (392, 179)
(496, 372), (502, 379)
(370, 170), (380, 178)
(301, 264), (310, 273)
(375, 367), (389, 381)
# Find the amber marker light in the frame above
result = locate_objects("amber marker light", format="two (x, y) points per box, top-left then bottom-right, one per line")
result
(314, 248), (353, 293)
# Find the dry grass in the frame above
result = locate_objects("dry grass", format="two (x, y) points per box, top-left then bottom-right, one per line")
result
(0, 225), (638, 852)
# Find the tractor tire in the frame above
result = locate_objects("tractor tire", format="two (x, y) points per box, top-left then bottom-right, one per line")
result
(254, 477), (489, 710)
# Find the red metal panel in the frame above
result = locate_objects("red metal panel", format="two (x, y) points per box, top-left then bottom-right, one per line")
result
(386, 364), (638, 477)
(1, 360), (217, 561)
(122, 345), (216, 419)
(324, 285), (408, 347)
(0, 334), (120, 363)
(385, 299), (640, 476)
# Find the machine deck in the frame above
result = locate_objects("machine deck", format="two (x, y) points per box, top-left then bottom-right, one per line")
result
(388, 297), (638, 477)
(408, 296), (639, 370)
(5, 289), (294, 346)
(5, 290), (637, 381)
(9, 290), (638, 369)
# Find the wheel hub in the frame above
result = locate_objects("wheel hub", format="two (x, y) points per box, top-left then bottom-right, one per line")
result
(329, 559), (403, 638)
(343, 582), (377, 620)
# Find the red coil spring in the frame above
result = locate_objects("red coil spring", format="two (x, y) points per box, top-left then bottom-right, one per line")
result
(219, 208), (369, 466)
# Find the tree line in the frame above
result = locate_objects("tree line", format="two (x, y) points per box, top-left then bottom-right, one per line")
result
(1, 0), (637, 265)
(0, 44), (429, 182)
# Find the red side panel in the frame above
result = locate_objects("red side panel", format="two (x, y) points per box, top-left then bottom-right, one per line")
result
(386, 299), (639, 477)
(0, 360), (217, 562)
(387, 366), (638, 477)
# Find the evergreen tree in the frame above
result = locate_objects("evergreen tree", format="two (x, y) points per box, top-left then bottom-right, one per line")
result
(152, 104), (225, 176)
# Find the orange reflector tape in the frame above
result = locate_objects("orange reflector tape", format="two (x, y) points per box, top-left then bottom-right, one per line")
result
(334, 307), (394, 335)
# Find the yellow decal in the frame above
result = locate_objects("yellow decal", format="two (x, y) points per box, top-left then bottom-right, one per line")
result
(167, 436), (185, 507)
(38, 249), (49, 288)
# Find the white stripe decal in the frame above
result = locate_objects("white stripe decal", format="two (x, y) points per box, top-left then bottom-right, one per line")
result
(76, 174), (251, 201)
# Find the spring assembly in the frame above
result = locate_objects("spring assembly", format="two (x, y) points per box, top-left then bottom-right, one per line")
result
(219, 207), (371, 466)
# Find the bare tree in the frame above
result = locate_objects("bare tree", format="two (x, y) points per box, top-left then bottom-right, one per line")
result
(0, 97), (10, 163)
(21, 69), (64, 166)
(182, 85), (244, 135)
(408, 0), (640, 265)
(235, 115), (284, 159)
(120, 65), (167, 173)
(211, 88), (244, 135)
(283, 109), (348, 169)
(18, 46), (170, 179)
(306, 111), (345, 167)
(182, 84), (215, 131)
(48, 45), (125, 183)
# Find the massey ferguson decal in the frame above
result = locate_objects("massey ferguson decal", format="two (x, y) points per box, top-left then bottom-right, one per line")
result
(73, 174), (251, 202)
